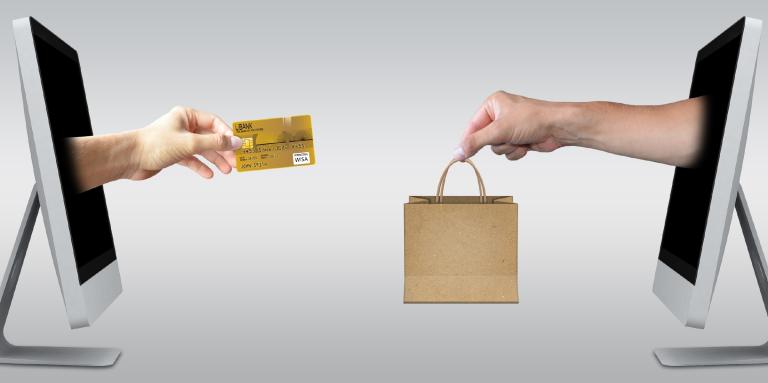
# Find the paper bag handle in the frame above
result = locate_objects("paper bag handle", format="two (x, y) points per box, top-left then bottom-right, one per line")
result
(436, 159), (487, 204)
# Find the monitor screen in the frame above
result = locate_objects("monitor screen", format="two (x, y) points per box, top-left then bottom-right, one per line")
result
(31, 20), (117, 285)
(658, 21), (744, 285)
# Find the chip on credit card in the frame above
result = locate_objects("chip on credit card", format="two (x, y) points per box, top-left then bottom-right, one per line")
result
(232, 115), (315, 172)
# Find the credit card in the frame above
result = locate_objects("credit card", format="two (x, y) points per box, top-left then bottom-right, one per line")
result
(232, 115), (315, 172)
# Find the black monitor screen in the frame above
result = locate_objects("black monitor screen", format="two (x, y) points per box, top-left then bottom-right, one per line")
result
(31, 19), (117, 284)
(658, 19), (744, 284)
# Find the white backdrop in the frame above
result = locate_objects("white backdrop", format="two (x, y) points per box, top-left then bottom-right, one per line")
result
(1, 1), (768, 381)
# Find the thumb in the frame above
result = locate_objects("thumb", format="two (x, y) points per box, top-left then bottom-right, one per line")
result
(454, 122), (503, 161)
(192, 133), (242, 153)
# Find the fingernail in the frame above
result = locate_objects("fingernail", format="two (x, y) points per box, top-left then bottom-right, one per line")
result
(452, 146), (466, 161)
(230, 135), (242, 149)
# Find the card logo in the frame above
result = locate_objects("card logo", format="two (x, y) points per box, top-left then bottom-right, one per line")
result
(293, 152), (311, 165)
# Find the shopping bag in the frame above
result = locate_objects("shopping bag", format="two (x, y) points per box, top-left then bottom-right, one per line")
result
(404, 159), (518, 303)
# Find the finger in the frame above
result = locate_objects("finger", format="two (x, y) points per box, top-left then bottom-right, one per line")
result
(179, 107), (232, 136)
(178, 156), (214, 179)
(217, 147), (236, 168)
(505, 146), (529, 161)
(457, 121), (505, 160)
(179, 108), (238, 167)
(528, 137), (560, 152)
(200, 150), (232, 174)
(463, 100), (495, 140)
(192, 132), (242, 153)
(491, 143), (519, 155)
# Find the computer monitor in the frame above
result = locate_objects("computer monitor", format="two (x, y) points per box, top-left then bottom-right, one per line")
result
(652, 17), (768, 366)
(0, 17), (122, 366)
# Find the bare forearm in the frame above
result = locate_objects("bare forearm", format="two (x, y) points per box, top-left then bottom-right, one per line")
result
(69, 131), (140, 192)
(458, 92), (706, 167)
(67, 107), (240, 191)
(551, 97), (705, 167)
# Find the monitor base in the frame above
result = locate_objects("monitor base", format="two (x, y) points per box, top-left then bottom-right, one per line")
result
(0, 346), (121, 367)
(0, 185), (121, 367)
(654, 185), (768, 367)
(655, 343), (768, 367)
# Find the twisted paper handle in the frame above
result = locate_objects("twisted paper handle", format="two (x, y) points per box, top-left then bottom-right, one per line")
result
(435, 159), (487, 204)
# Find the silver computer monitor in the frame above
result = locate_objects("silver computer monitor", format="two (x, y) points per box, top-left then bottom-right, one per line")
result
(652, 17), (767, 366)
(0, 17), (122, 366)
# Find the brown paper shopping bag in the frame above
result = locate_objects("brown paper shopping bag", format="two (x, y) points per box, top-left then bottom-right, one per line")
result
(404, 159), (518, 303)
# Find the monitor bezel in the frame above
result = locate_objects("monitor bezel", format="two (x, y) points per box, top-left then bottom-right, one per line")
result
(13, 17), (122, 329)
(652, 17), (762, 328)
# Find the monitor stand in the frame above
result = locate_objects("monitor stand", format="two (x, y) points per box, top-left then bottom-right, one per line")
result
(655, 184), (768, 366)
(0, 185), (120, 367)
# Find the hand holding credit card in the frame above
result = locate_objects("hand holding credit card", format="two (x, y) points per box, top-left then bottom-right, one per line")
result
(232, 115), (315, 172)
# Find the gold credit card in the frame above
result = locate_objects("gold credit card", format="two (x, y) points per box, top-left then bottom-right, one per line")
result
(232, 115), (315, 172)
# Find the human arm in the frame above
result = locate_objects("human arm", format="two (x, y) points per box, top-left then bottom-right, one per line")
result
(455, 91), (706, 167)
(69, 106), (242, 192)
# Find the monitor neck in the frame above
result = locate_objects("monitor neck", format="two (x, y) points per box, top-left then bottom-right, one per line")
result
(735, 184), (768, 317)
(0, 184), (120, 366)
(0, 184), (38, 345)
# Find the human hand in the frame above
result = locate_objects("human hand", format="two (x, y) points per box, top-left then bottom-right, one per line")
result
(454, 91), (707, 168)
(126, 106), (242, 180)
(454, 91), (568, 162)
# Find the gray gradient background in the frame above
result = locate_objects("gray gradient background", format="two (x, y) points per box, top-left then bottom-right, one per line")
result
(1, 0), (768, 381)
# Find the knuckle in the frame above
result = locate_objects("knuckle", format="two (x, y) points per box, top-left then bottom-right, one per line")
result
(170, 105), (187, 114)
(490, 90), (510, 102)
(169, 106), (189, 124)
(213, 134), (227, 149)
